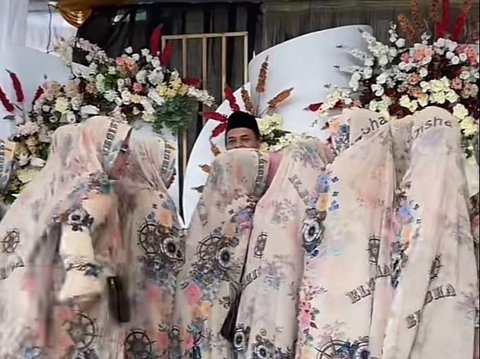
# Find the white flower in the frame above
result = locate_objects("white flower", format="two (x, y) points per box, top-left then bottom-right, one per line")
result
(371, 83), (385, 96)
(54, 97), (70, 114)
(147, 90), (165, 106)
(349, 79), (360, 91)
(66, 111), (77, 123)
(419, 68), (429, 78)
(408, 99), (419, 112)
(377, 73), (388, 84)
(453, 103), (469, 119)
(42, 105), (51, 113)
(451, 56), (460, 65)
(80, 105), (99, 117)
(459, 71), (471, 80)
(389, 48), (398, 57)
(362, 67), (373, 79)
(378, 55), (389, 66)
(96, 74), (105, 82)
(431, 92), (446, 104)
(399, 95), (411, 108)
(445, 90), (459, 103)
(351, 72), (361, 81)
(121, 90), (132, 104)
(365, 57), (374, 67)
(368, 100), (378, 111)
(141, 49), (150, 57)
(71, 95), (83, 111)
(434, 38), (446, 48)
(104, 90), (118, 102)
(395, 38), (406, 48)
(151, 58), (161, 68)
(135, 70), (147, 84)
(418, 93), (429, 107)
(459, 53), (468, 62)
(446, 51), (454, 59)
(108, 66), (116, 74)
(117, 79), (125, 89)
(147, 70), (164, 85)
(420, 81), (430, 92)
(460, 116), (477, 136)
(422, 56), (432, 65)
(124, 47), (133, 54)
(132, 53), (140, 61)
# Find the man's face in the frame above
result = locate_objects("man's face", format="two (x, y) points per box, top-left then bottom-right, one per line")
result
(226, 128), (260, 150)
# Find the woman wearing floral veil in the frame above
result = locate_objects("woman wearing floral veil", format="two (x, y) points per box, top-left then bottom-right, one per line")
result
(382, 107), (478, 359)
(233, 138), (333, 359)
(0, 116), (133, 358)
(171, 148), (270, 359)
(114, 129), (185, 359)
(295, 108), (396, 359)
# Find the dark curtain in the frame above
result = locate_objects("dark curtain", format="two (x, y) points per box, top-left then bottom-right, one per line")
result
(76, 2), (262, 97)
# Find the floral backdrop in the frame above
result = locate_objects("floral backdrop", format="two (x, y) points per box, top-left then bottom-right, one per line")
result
(310, 0), (479, 158)
(0, 35), (214, 203)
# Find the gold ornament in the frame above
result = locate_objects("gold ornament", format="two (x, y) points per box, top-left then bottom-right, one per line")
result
(51, 0), (133, 28)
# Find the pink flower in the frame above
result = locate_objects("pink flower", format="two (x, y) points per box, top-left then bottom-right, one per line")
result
(186, 282), (203, 306)
(407, 74), (421, 85)
(451, 78), (463, 90)
(400, 53), (410, 63)
(133, 82), (143, 94)
(155, 332), (170, 351)
(462, 84), (478, 98)
(85, 83), (97, 94)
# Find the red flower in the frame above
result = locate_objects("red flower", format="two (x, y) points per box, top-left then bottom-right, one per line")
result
(305, 103), (322, 112)
(6, 70), (24, 103)
(32, 86), (44, 105)
(224, 85), (240, 112)
(211, 122), (227, 138)
(160, 43), (174, 68)
(0, 85), (14, 113)
(183, 78), (202, 88)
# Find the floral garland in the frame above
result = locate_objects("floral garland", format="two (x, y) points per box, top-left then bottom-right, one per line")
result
(311, 0), (479, 157)
(31, 37), (214, 134)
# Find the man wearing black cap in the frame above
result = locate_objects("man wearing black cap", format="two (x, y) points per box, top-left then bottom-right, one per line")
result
(225, 111), (261, 150)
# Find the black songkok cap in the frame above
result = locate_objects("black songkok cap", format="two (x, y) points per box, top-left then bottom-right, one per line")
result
(226, 111), (261, 138)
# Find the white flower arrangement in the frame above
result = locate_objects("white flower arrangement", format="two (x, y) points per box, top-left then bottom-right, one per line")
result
(32, 38), (215, 134)
(313, 19), (479, 157)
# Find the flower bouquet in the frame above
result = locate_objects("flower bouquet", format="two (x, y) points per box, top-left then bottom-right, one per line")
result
(312, 0), (479, 157)
(31, 36), (214, 134)
(0, 72), (47, 203)
(203, 56), (308, 153)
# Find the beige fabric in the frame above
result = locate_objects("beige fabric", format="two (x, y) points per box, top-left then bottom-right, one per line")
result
(382, 107), (478, 359)
(296, 108), (395, 359)
(234, 139), (333, 358)
(115, 131), (184, 358)
(172, 149), (269, 358)
(0, 117), (132, 357)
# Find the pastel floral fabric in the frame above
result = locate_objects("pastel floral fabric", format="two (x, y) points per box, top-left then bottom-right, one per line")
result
(171, 149), (269, 359)
(115, 131), (184, 359)
(0, 116), (132, 358)
(233, 139), (333, 359)
(296, 110), (395, 359)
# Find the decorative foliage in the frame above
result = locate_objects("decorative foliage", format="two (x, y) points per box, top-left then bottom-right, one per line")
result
(203, 56), (295, 148)
(30, 38), (214, 135)
(311, 0), (479, 157)
(0, 73), (46, 203)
